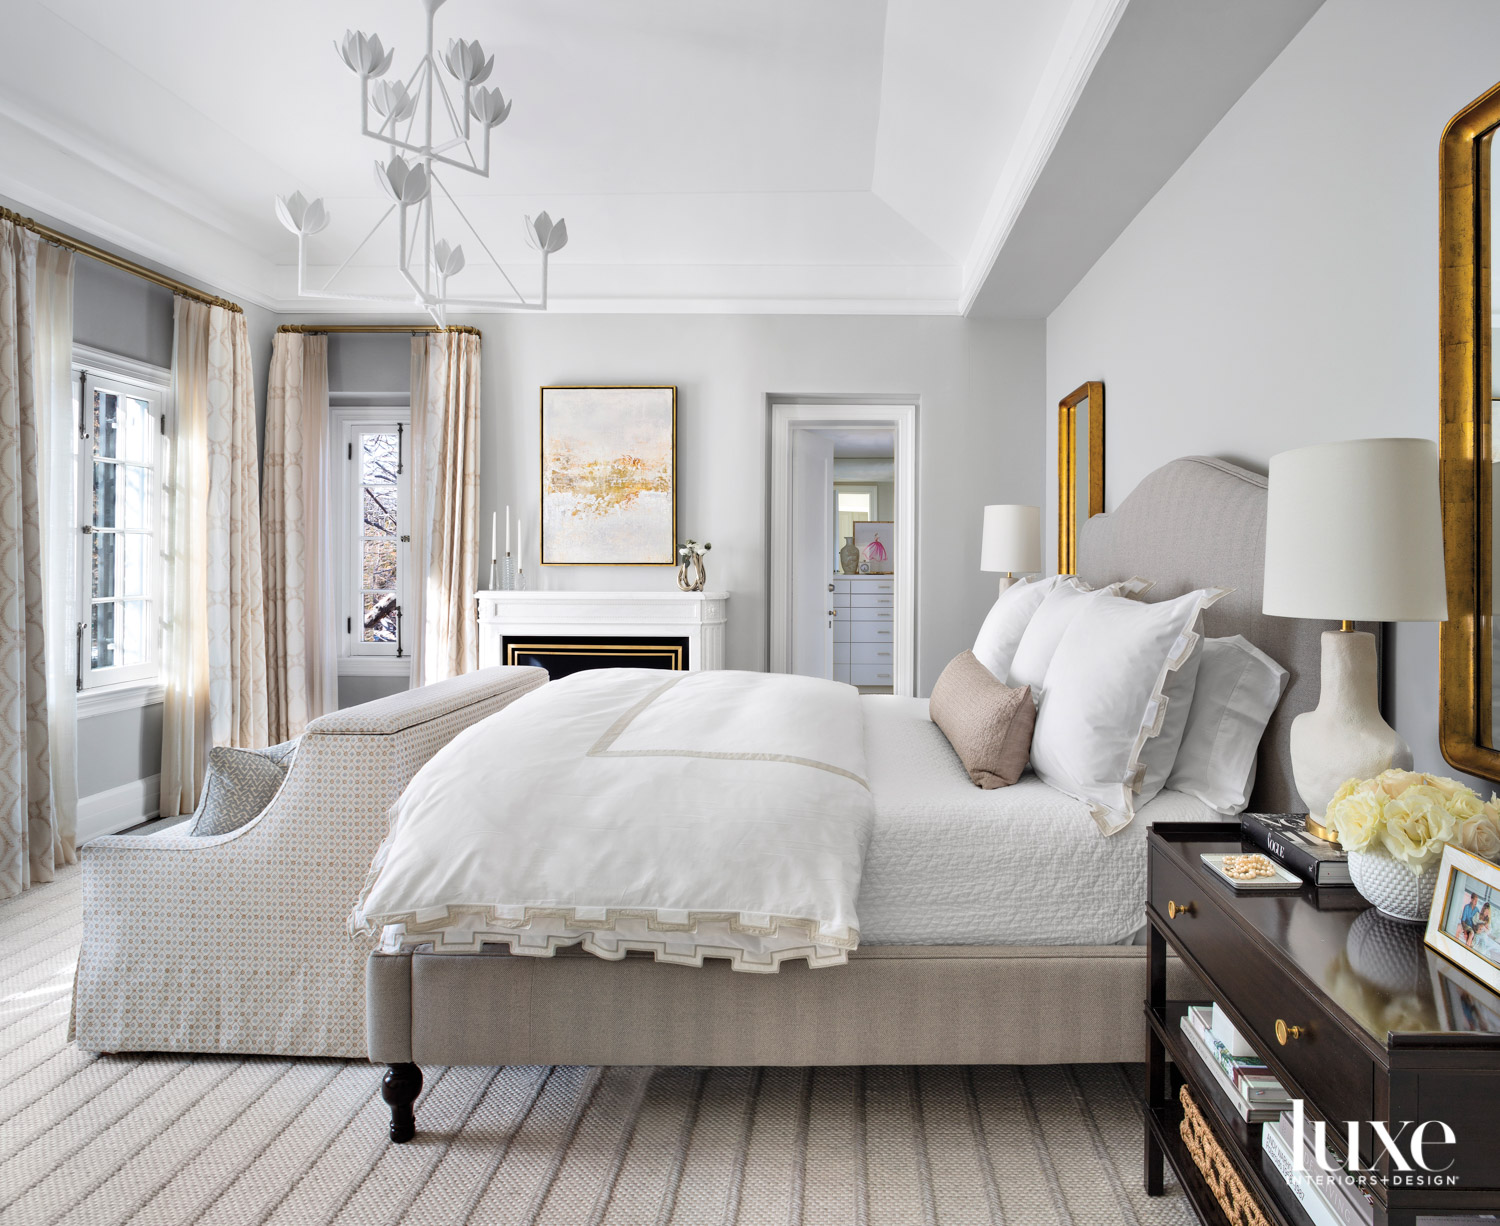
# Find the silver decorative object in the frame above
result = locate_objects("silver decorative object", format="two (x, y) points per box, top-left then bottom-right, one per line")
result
(676, 540), (711, 592)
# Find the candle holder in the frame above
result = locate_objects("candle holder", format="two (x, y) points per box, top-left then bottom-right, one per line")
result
(501, 553), (516, 592)
(487, 558), (499, 591)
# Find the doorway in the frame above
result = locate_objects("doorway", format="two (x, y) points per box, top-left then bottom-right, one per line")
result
(769, 403), (917, 697)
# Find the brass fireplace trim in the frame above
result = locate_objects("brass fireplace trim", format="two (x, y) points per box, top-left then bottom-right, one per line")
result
(503, 642), (686, 670)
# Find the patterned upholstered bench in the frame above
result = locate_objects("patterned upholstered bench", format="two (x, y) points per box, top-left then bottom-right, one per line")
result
(70, 666), (546, 1059)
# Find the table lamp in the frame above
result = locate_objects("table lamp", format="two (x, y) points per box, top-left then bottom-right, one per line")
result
(1262, 438), (1448, 832)
(981, 504), (1042, 595)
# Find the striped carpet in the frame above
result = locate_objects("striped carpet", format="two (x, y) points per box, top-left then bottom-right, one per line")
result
(0, 865), (1195, 1225)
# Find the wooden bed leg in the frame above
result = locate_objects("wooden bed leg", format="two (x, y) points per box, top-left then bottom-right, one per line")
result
(382, 1063), (422, 1143)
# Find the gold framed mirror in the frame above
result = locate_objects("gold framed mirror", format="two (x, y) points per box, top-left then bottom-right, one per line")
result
(1057, 381), (1105, 574)
(1439, 82), (1500, 780)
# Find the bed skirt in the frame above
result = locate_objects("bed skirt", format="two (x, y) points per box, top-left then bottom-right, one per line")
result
(367, 943), (1199, 1068)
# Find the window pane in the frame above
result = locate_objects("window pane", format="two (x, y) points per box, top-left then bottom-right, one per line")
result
(92, 532), (150, 601)
(94, 391), (153, 463)
(362, 592), (397, 643)
(362, 433), (399, 486)
(116, 600), (150, 666)
(837, 492), (871, 515)
(94, 462), (150, 530)
(362, 487), (397, 537)
(91, 602), (115, 669)
(362, 539), (397, 590)
(91, 600), (151, 670)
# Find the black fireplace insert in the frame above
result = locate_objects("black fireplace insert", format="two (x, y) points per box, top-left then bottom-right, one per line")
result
(501, 634), (690, 680)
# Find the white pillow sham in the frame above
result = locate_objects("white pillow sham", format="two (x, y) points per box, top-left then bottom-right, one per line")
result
(1166, 635), (1288, 814)
(1028, 587), (1227, 834)
(971, 575), (1072, 682)
(1006, 582), (1115, 694)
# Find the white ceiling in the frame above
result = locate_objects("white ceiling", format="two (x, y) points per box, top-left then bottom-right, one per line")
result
(0, 0), (1321, 315)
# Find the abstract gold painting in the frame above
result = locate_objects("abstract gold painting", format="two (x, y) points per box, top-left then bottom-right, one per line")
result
(540, 386), (677, 565)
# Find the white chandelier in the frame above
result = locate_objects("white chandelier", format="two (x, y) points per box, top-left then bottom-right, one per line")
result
(275, 0), (568, 324)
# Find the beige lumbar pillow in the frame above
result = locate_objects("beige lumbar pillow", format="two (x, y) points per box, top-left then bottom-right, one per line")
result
(928, 650), (1035, 789)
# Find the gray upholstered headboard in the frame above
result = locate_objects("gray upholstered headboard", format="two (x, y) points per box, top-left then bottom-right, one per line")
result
(1076, 455), (1369, 815)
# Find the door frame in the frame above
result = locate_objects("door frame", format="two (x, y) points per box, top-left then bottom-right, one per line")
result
(768, 402), (918, 696)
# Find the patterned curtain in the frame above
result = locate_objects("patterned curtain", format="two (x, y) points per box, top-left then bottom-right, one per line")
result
(0, 219), (75, 898)
(409, 331), (481, 686)
(262, 332), (333, 741)
(160, 299), (268, 816)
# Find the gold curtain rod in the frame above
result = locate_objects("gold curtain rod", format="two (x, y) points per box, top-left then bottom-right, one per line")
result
(277, 323), (481, 337)
(0, 205), (243, 315)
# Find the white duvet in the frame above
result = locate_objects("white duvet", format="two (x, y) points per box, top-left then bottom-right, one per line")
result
(351, 668), (876, 971)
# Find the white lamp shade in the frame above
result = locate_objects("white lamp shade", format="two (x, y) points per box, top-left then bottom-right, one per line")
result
(1262, 438), (1448, 622)
(981, 504), (1041, 574)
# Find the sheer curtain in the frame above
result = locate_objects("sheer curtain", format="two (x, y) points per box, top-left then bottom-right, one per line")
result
(262, 332), (334, 741)
(160, 298), (269, 816)
(409, 330), (481, 686)
(0, 219), (75, 897)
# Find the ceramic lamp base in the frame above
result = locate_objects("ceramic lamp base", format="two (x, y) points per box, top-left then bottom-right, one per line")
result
(1290, 629), (1412, 821)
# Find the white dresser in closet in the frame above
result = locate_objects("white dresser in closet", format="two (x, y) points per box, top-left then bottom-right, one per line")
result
(830, 575), (895, 687)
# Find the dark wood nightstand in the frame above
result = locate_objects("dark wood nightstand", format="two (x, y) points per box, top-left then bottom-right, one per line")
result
(1146, 823), (1500, 1226)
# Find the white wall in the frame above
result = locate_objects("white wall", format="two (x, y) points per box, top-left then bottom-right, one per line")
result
(1045, 0), (1500, 789)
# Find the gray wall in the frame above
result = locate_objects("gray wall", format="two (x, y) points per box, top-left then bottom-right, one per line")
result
(1044, 0), (1500, 789)
(279, 313), (1045, 696)
(465, 313), (1041, 694)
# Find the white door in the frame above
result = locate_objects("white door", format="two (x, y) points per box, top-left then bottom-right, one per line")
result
(789, 427), (835, 678)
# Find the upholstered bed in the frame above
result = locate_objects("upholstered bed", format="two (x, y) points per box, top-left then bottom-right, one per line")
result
(365, 456), (1365, 1141)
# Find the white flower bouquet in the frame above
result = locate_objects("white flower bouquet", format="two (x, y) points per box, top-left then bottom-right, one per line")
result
(1325, 769), (1500, 873)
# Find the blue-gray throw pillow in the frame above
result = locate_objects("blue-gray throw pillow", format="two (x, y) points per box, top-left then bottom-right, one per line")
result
(189, 738), (300, 836)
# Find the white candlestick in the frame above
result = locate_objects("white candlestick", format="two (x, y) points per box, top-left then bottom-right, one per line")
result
(491, 511), (497, 562)
(505, 505), (511, 556)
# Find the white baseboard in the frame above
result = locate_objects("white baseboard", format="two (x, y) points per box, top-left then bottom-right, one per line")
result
(77, 774), (161, 844)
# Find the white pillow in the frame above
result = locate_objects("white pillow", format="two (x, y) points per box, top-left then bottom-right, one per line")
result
(1166, 635), (1288, 814)
(1028, 587), (1227, 834)
(1006, 582), (1116, 693)
(972, 575), (1071, 681)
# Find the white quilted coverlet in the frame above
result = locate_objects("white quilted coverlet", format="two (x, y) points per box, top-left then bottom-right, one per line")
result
(353, 669), (875, 971)
(857, 697), (1227, 946)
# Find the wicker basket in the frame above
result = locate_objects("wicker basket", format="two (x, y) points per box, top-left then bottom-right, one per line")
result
(1178, 1085), (1271, 1226)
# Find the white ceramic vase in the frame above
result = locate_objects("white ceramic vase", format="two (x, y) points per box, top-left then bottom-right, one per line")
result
(1346, 847), (1440, 923)
(1290, 630), (1412, 819)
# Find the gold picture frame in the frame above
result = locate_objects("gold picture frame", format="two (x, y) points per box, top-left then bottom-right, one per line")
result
(1438, 81), (1500, 779)
(1424, 841), (1500, 995)
(539, 385), (677, 566)
(1057, 381), (1105, 574)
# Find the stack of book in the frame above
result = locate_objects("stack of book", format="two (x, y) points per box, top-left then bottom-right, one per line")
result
(1179, 1004), (1291, 1123)
(1240, 813), (1352, 886)
(1262, 1111), (1374, 1226)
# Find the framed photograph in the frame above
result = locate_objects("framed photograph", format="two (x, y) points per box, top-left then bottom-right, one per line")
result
(540, 386), (676, 566)
(1428, 951), (1500, 1034)
(853, 520), (894, 575)
(1424, 842), (1500, 993)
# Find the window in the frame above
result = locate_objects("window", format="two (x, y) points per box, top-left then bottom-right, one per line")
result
(835, 483), (878, 560)
(335, 409), (412, 674)
(76, 361), (169, 694)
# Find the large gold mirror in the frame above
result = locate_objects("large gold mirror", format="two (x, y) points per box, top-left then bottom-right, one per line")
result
(1057, 381), (1105, 573)
(1439, 83), (1500, 779)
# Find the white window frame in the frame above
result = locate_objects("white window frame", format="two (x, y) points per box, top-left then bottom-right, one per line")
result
(333, 407), (413, 678)
(72, 345), (172, 712)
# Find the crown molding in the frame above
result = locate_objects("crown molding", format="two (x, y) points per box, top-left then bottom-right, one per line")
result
(957, 0), (1131, 316)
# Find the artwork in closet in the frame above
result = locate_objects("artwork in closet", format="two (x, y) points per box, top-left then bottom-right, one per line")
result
(853, 521), (894, 574)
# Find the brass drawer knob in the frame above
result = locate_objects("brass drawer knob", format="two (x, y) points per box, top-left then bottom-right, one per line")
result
(1275, 1019), (1305, 1045)
(1167, 899), (1195, 919)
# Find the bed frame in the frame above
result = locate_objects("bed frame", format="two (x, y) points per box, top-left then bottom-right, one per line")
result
(368, 456), (1355, 1141)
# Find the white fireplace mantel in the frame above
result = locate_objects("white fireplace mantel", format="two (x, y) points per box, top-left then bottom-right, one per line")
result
(477, 590), (730, 671)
